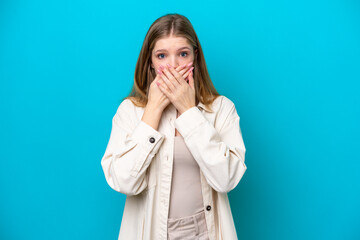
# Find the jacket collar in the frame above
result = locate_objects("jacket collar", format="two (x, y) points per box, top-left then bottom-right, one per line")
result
(197, 101), (213, 113)
(164, 100), (213, 114)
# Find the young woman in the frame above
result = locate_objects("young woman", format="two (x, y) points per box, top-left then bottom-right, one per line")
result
(101, 13), (247, 240)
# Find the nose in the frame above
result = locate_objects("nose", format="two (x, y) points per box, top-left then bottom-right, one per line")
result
(169, 58), (178, 68)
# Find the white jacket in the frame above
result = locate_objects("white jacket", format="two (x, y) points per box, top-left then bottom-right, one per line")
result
(100, 95), (247, 240)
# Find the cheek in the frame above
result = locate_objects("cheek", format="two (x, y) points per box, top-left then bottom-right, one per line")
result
(151, 59), (160, 71)
(183, 56), (195, 66)
(154, 64), (161, 73)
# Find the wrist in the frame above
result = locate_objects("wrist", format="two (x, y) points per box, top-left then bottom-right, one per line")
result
(145, 104), (163, 115)
(179, 106), (195, 115)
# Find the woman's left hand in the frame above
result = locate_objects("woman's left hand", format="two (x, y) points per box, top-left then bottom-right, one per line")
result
(156, 63), (195, 115)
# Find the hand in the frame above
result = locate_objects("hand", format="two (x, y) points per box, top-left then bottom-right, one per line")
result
(148, 63), (193, 112)
(147, 73), (171, 112)
(156, 63), (195, 115)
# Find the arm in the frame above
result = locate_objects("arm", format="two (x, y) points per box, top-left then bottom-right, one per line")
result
(100, 99), (165, 196)
(174, 101), (247, 193)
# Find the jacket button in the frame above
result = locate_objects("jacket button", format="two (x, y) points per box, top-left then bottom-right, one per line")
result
(149, 137), (155, 143)
(206, 205), (211, 211)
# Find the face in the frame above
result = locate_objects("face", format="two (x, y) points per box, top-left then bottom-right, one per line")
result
(151, 35), (195, 73)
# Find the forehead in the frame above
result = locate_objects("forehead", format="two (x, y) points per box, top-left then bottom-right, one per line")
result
(154, 36), (190, 50)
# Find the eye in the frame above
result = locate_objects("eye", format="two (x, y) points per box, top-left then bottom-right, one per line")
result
(157, 53), (165, 59)
(180, 51), (188, 57)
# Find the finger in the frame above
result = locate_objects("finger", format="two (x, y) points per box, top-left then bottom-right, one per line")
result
(188, 69), (195, 89)
(156, 68), (168, 87)
(175, 62), (192, 72)
(160, 65), (178, 88)
(175, 63), (187, 72)
(157, 81), (171, 98)
(157, 79), (170, 92)
(166, 63), (184, 86)
(178, 63), (193, 76)
(182, 66), (194, 82)
(158, 68), (176, 92)
(153, 73), (161, 83)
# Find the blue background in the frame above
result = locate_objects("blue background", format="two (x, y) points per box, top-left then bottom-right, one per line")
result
(1, 0), (359, 239)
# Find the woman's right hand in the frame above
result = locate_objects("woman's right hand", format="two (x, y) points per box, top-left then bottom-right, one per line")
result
(147, 63), (193, 112)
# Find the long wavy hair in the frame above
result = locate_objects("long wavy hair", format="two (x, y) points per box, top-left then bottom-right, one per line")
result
(123, 13), (220, 111)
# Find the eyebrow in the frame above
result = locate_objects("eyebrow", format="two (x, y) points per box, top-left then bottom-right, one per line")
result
(155, 46), (191, 53)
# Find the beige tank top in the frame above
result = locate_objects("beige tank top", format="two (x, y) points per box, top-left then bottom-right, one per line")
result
(168, 135), (204, 219)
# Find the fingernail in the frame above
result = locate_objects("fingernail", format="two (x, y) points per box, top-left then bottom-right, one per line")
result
(159, 64), (163, 69)
(186, 62), (193, 67)
(166, 63), (172, 68)
(188, 66), (194, 72)
(156, 81), (160, 86)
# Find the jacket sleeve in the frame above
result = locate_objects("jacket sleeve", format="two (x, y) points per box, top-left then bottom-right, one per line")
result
(174, 101), (247, 193)
(100, 99), (166, 196)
